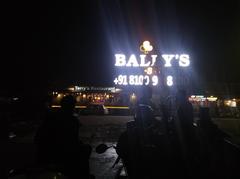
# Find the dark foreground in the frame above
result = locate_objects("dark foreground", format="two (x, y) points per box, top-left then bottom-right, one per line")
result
(7, 115), (240, 178)
(8, 116), (131, 179)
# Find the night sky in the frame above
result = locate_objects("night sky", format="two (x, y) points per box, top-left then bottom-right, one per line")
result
(4, 0), (240, 97)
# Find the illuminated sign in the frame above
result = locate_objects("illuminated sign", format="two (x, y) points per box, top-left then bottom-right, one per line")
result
(113, 41), (190, 87)
(74, 86), (116, 92)
(140, 41), (153, 54)
(113, 75), (158, 86)
(115, 54), (190, 67)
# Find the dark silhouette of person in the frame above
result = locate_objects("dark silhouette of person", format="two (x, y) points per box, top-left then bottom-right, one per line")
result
(197, 107), (231, 178)
(160, 104), (171, 134)
(176, 90), (194, 132)
(34, 95), (92, 178)
(137, 85), (154, 108)
(117, 104), (171, 178)
(175, 89), (199, 178)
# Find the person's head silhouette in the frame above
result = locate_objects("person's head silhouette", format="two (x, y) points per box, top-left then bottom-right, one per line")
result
(134, 104), (154, 127)
(60, 95), (76, 113)
(176, 89), (188, 104)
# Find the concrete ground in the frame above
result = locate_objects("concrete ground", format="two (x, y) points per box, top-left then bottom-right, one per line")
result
(78, 115), (132, 178)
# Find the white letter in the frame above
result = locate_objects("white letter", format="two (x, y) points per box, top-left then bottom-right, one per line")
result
(152, 75), (158, 86)
(140, 55), (150, 67)
(126, 54), (139, 67)
(115, 54), (126, 66)
(151, 55), (157, 66)
(144, 76), (150, 85)
(166, 76), (173, 86)
(179, 54), (190, 67)
(162, 54), (175, 67)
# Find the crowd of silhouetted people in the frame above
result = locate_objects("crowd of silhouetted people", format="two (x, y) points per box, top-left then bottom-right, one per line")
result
(116, 88), (239, 179)
(1, 88), (240, 179)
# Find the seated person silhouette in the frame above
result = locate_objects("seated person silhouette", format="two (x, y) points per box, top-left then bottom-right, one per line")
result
(116, 104), (171, 178)
(35, 95), (92, 178)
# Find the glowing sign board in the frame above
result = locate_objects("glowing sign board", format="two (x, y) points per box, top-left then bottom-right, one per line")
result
(113, 41), (190, 87)
(115, 54), (190, 67)
(113, 75), (159, 86)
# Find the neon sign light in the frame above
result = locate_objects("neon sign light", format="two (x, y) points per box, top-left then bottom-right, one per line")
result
(166, 76), (173, 86)
(113, 75), (159, 86)
(113, 41), (190, 87)
(140, 41), (153, 54)
(115, 54), (190, 67)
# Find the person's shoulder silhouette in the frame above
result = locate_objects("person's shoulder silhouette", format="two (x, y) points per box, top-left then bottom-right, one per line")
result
(176, 89), (194, 124)
(35, 95), (93, 178)
(35, 95), (80, 161)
